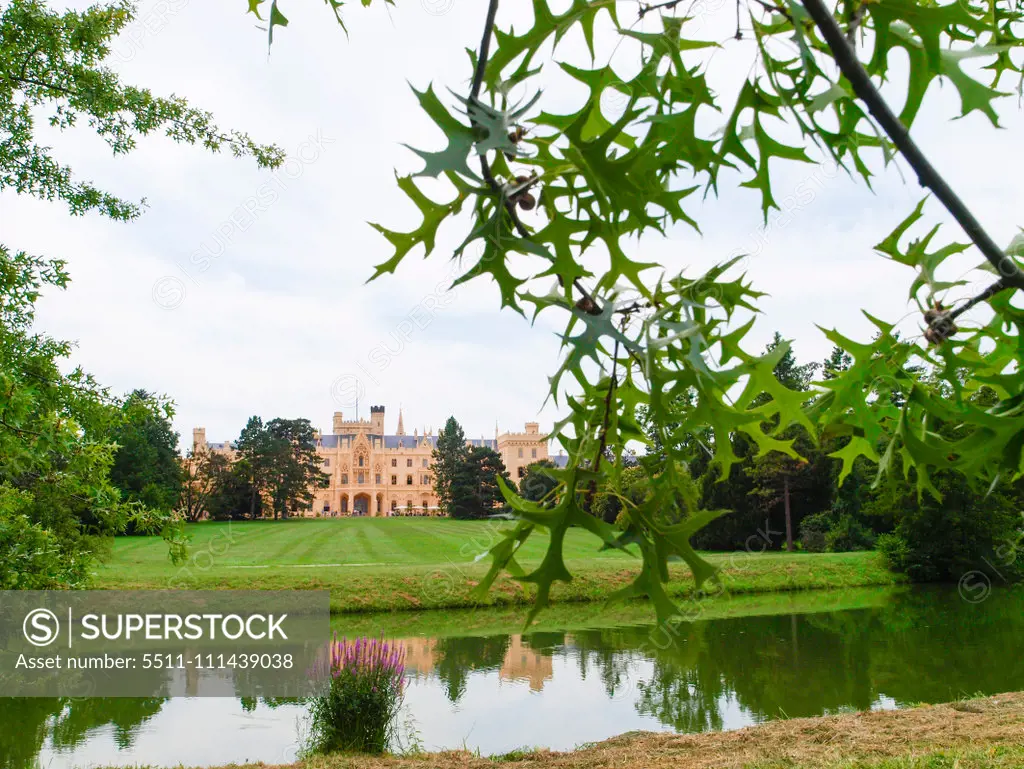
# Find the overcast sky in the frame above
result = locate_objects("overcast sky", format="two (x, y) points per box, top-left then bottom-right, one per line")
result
(2, 0), (1021, 449)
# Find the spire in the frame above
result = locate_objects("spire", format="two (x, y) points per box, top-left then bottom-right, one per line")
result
(396, 406), (405, 436)
(495, 421), (499, 444)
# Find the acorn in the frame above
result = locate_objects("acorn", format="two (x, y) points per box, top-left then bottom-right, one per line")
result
(518, 192), (536, 210)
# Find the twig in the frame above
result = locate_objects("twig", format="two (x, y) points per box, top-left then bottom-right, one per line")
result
(948, 279), (1006, 322)
(586, 337), (622, 507)
(801, 0), (1024, 291)
(466, 0), (603, 315)
(846, 0), (867, 45)
(639, 0), (683, 17)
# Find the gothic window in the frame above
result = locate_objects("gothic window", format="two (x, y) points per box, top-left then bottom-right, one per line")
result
(422, 458), (428, 467)
(391, 500), (397, 511)
(406, 459), (413, 467)
(341, 473), (348, 484)
(392, 458), (397, 467)
(357, 472), (365, 484)
(358, 455), (364, 467)
(532, 448), (537, 458)
(375, 474), (381, 485)
(391, 475), (397, 485)
(518, 448), (524, 458)
(323, 458), (330, 467)
(406, 475), (413, 485)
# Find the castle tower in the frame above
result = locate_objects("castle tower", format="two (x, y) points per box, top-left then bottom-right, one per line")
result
(333, 411), (344, 434)
(369, 405), (385, 434)
(396, 406), (405, 436)
(193, 427), (207, 453)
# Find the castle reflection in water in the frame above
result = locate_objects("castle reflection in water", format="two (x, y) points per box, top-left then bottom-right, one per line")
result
(399, 635), (554, 692)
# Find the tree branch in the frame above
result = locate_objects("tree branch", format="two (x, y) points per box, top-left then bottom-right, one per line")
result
(466, 0), (603, 315)
(800, 0), (1024, 291)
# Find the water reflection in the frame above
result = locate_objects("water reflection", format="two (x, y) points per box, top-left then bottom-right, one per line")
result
(6, 586), (1024, 767)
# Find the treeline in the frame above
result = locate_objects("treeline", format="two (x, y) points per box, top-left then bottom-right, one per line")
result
(634, 334), (1024, 583)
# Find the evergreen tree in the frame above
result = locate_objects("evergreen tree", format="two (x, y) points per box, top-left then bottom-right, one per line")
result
(432, 416), (469, 517)
(467, 446), (512, 516)
(765, 332), (819, 392)
(235, 416), (271, 518)
(519, 459), (559, 504)
(821, 345), (853, 380)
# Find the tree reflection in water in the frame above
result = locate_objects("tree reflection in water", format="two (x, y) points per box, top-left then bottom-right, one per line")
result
(5, 587), (1024, 767)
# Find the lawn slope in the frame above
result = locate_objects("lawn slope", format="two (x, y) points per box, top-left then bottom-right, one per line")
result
(94, 519), (900, 613)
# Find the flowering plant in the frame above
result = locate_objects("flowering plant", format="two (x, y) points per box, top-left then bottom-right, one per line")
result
(308, 634), (406, 754)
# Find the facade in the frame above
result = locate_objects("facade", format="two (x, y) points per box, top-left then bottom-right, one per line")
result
(192, 404), (552, 517)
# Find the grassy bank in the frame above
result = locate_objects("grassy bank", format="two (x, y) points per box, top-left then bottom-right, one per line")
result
(102, 692), (1024, 768)
(330, 584), (902, 638)
(94, 519), (901, 614)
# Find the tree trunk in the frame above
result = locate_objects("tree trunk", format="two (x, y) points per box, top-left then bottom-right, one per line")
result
(784, 474), (794, 552)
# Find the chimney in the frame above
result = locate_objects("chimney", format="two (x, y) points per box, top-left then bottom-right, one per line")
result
(333, 411), (344, 434)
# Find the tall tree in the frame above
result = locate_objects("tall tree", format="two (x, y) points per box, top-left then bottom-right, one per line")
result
(0, 0), (278, 586)
(264, 418), (328, 519)
(205, 463), (264, 521)
(765, 333), (820, 393)
(108, 390), (183, 514)
(179, 449), (231, 523)
(746, 336), (825, 551)
(821, 346), (853, 380)
(466, 446), (512, 517)
(432, 416), (469, 517)
(235, 416), (271, 518)
(518, 459), (558, 505)
(236, 417), (328, 519)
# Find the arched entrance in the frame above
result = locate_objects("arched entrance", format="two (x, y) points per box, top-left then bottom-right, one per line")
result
(353, 493), (370, 516)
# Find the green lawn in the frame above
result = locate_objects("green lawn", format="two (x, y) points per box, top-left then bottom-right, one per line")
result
(94, 518), (901, 613)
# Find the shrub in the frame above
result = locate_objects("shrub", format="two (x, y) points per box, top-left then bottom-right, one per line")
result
(308, 635), (406, 755)
(825, 514), (877, 552)
(799, 512), (832, 553)
(875, 472), (1023, 582)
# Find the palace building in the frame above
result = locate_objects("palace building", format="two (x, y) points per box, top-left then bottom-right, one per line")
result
(192, 404), (553, 517)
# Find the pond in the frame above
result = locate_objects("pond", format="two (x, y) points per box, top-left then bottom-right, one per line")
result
(4, 585), (1023, 768)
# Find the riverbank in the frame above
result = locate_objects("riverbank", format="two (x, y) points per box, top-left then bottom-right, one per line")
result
(101, 692), (1024, 768)
(93, 519), (900, 613)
